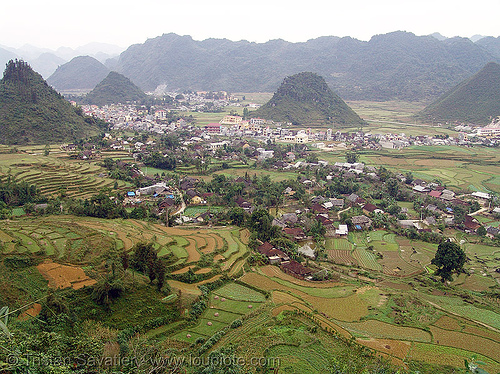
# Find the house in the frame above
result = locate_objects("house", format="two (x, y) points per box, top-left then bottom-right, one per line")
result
(351, 215), (372, 230)
(257, 242), (289, 264)
(471, 191), (491, 201)
(205, 123), (221, 134)
(464, 215), (481, 233)
(280, 260), (313, 280)
(424, 216), (437, 226)
(440, 189), (456, 201)
(272, 218), (286, 229)
(281, 213), (298, 224)
(428, 190), (442, 199)
(283, 227), (307, 241)
(311, 203), (328, 214)
(413, 185), (430, 193)
(362, 203), (381, 215)
(330, 199), (344, 208)
(298, 243), (316, 259)
(486, 226), (500, 239)
(316, 214), (334, 227)
(397, 220), (423, 230)
(335, 224), (348, 236)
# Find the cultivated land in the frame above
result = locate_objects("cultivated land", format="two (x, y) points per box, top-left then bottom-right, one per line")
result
(1, 214), (499, 372)
(1, 100), (499, 373)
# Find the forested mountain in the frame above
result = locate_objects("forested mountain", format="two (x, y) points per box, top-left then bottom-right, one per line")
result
(84, 71), (147, 106)
(252, 72), (364, 126)
(47, 56), (109, 91)
(0, 60), (104, 144)
(109, 31), (499, 101)
(418, 62), (500, 124)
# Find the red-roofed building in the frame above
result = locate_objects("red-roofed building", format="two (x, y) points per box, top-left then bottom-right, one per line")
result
(283, 227), (307, 241)
(428, 190), (442, 198)
(464, 215), (481, 233)
(311, 203), (328, 214)
(257, 242), (289, 264)
(280, 260), (313, 279)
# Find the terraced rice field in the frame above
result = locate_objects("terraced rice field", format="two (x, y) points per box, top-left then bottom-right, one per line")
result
(0, 217), (249, 274)
(352, 248), (383, 271)
(173, 282), (265, 343)
(326, 249), (358, 266)
(339, 320), (431, 342)
(379, 251), (423, 277)
(407, 343), (500, 373)
(0, 153), (130, 198)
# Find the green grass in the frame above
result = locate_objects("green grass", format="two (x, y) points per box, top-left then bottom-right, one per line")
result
(202, 308), (242, 324)
(213, 283), (266, 303)
(210, 294), (262, 314)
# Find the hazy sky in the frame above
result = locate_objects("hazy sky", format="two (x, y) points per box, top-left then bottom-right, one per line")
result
(2, 0), (500, 50)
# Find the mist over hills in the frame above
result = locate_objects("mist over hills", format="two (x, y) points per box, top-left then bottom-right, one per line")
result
(7, 30), (500, 102)
(47, 56), (110, 92)
(0, 43), (124, 79)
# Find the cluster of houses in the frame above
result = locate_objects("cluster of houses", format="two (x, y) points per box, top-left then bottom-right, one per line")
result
(256, 242), (313, 280)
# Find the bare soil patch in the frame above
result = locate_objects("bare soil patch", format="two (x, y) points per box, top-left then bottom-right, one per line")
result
(37, 260), (96, 290)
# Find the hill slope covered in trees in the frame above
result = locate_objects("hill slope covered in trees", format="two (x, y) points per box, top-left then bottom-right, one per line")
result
(418, 62), (500, 124)
(252, 72), (365, 126)
(84, 71), (147, 106)
(0, 60), (104, 144)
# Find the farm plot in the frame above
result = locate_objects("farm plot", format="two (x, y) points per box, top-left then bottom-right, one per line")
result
(259, 265), (342, 288)
(339, 320), (431, 342)
(37, 260), (96, 290)
(213, 283), (266, 303)
(379, 251), (423, 277)
(429, 326), (500, 361)
(407, 343), (500, 373)
(327, 249), (358, 266)
(325, 238), (353, 251)
(356, 338), (411, 360)
(0, 153), (129, 198)
(352, 248), (383, 271)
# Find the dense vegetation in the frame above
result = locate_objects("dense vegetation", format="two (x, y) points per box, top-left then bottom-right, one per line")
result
(0, 60), (104, 144)
(418, 62), (500, 124)
(252, 72), (365, 126)
(84, 71), (147, 106)
(109, 31), (499, 101)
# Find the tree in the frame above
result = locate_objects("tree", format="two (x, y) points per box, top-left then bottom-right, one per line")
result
(345, 151), (358, 164)
(431, 241), (466, 282)
(476, 226), (487, 237)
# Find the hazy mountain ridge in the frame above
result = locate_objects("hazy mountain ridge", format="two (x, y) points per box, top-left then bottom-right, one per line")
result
(47, 56), (110, 92)
(252, 72), (365, 126)
(111, 31), (499, 101)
